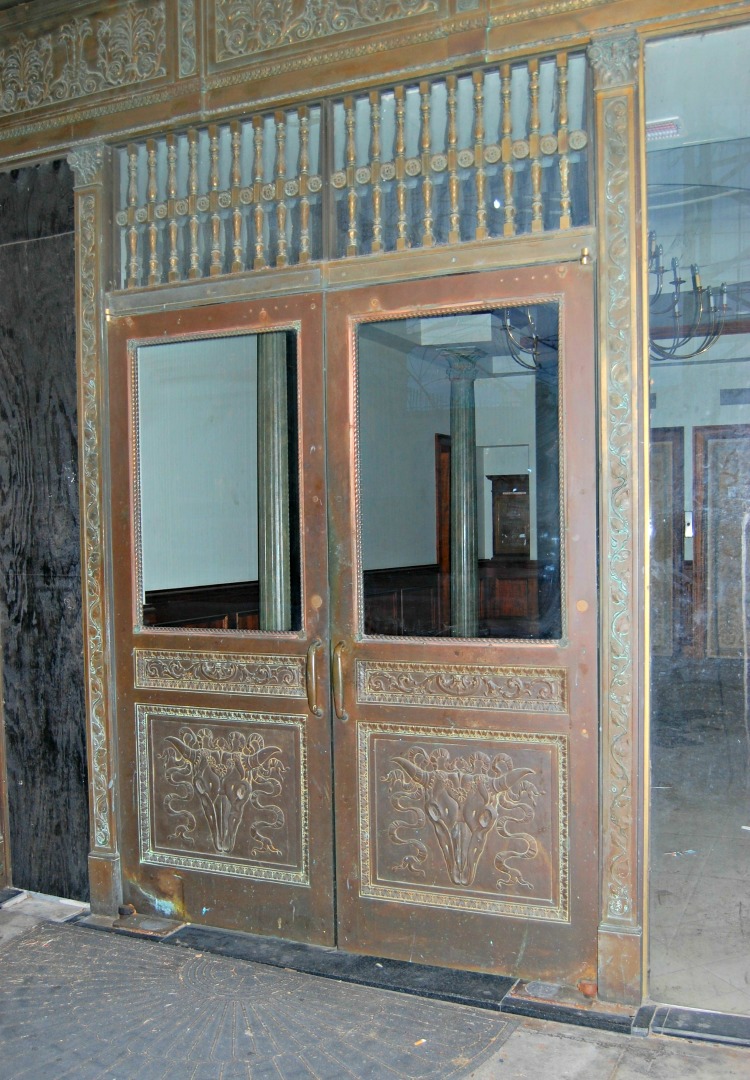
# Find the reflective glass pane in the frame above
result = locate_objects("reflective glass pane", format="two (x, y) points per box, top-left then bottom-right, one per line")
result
(357, 305), (561, 638)
(647, 25), (750, 1013)
(136, 331), (300, 631)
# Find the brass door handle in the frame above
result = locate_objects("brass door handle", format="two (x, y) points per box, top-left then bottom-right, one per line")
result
(306, 639), (323, 717)
(332, 640), (349, 722)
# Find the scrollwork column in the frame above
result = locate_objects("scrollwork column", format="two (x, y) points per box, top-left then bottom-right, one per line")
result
(588, 33), (646, 1006)
(68, 141), (122, 913)
(258, 332), (291, 631)
(446, 350), (480, 637)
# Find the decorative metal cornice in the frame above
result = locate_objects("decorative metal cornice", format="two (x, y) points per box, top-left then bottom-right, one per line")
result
(68, 142), (106, 187)
(588, 33), (639, 90)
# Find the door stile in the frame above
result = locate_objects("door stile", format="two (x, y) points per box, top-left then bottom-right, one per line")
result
(326, 264), (600, 982)
(107, 292), (335, 944)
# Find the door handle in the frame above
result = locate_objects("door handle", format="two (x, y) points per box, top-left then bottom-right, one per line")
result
(332, 640), (349, 722)
(306, 639), (323, 717)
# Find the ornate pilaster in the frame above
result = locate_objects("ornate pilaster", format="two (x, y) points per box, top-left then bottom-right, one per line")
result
(446, 350), (480, 637)
(69, 141), (122, 913)
(588, 32), (645, 1005)
(258, 332), (292, 631)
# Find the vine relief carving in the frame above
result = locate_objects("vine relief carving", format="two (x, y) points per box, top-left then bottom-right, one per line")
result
(588, 34), (639, 90)
(179, 0), (197, 77)
(135, 650), (306, 697)
(357, 660), (567, 712)
(76, 182), (112, 851)
(214, 0), (438, 61)
(0, 2), (166, 116)
(162, 726), (286, 856)
(383, 746), (541, 889)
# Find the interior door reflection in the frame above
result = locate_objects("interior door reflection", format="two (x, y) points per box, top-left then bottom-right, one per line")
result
(136, 330), (300, 631)
(357, 305), (561, 638)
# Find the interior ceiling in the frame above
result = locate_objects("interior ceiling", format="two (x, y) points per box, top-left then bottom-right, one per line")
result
(646, 23), (750, 150)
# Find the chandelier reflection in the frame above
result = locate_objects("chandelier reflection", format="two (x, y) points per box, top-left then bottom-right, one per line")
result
(648, 230), (728, 361)
(502, 309), (543, 370)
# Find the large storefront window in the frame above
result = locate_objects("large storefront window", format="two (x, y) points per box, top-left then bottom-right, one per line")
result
(647, 26), (750, 1014)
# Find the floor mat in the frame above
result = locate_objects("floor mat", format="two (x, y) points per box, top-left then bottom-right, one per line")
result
(0, 922), (515, 1079)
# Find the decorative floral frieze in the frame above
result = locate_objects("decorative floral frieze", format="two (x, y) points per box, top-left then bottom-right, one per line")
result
(214, 0), (438, 62)
(356, 660), (567, 713)
(135, 649), (306, 698)
(0, 2), (166, 117)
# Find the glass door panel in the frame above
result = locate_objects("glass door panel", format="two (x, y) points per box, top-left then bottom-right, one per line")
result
(357, 305), (561, 640)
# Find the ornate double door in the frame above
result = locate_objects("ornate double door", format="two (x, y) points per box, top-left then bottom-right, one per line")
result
(108, 262), (598, 983)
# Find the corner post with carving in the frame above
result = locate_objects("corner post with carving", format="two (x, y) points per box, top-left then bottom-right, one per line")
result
(69, 142), (122, 914)
(588, 34), (647, 1006)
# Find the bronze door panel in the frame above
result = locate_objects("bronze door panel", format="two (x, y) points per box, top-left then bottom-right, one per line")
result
(326, 265), (599, 983)
(108, 294), (335, 944)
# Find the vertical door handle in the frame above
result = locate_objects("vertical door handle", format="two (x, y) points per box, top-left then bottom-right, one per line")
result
(332, 640), (349, 722)
(306, 639), (323, 717)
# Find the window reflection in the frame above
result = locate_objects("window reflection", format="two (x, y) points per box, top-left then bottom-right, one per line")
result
(136, 331), (301, 631)
(357, 305), (561, 638)
(647, 24), (750, 1014)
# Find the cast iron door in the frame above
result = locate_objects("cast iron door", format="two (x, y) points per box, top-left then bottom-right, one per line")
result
(108, 294), (335, 943)
(326, 263), (599, 983)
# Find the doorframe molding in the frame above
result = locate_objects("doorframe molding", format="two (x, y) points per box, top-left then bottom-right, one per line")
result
(589, 31), (648, 1006)
(69, 141), (123, 913)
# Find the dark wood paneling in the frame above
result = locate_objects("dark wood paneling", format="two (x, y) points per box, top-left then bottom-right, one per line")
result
(0, 167), (87, 900)
(363, 560), (540, 636)
(144, 579), (260, 630)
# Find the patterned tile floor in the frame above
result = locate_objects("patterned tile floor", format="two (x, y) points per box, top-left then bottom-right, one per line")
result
(1, 896), (749, 1078)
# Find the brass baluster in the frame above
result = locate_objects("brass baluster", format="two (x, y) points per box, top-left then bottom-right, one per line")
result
(529, 59), (543, 233)
(473, 70), (487, 241)
(344, 96), (358, 257)
(447, 75), (460, 244)
(166, 133), (180, 282)
(275, 112), (289, 267)
(298, 106), (311, 263)
(187, 128), (200, 279)
(395, 85), (408, 251)
(230, 120), (244, 273)
(420, 81), (434, 247)
(146, 138), (160, 285)
(370, 91), (383, 254)
(557, 52), (571, 230)
(126, 144), (141, 288)
(209, 124), (222, 275)
(501, 64), (515, 237)
(253, 116), (267, 271)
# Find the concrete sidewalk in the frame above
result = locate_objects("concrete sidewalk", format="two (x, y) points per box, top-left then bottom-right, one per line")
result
(0, 893), (747, 1079)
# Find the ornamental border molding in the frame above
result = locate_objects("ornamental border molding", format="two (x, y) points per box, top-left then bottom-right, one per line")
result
(0, 2), (167, 119)
(72, 167), (113, 851)
(490, 0), (612, 26)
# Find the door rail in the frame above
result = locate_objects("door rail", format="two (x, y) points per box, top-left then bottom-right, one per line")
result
(114, 51), (589, 290)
